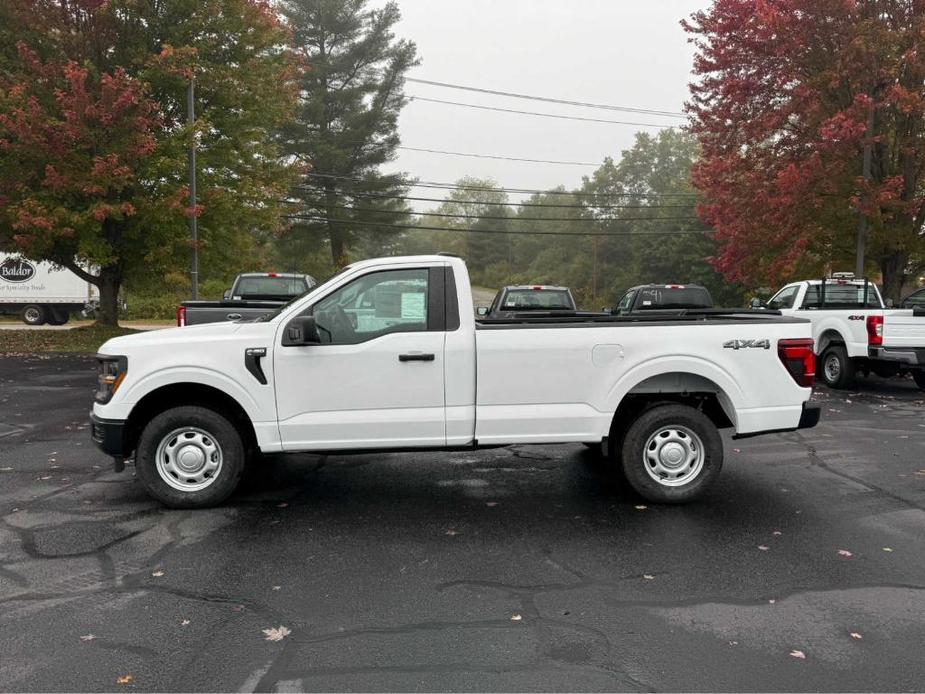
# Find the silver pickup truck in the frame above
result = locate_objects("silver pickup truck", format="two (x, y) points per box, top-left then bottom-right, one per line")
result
(177, 272), (316, 326)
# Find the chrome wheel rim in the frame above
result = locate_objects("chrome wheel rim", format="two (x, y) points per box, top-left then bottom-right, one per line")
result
(155, 427), (223, 492)
(643, 425), (705, 487)
(824, 354), (841, 383)
(24, 308), (40, 323)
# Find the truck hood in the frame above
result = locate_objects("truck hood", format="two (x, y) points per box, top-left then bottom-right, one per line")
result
(97, 320), (248, 356)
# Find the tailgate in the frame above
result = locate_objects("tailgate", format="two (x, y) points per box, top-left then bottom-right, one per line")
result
(882, 309), (925, 348)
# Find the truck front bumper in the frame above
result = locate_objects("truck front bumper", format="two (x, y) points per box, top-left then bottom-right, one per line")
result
(868, 347), (925, 366)
(90, 413), (126, 457)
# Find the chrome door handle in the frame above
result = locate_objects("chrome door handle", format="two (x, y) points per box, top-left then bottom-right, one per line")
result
(227, 313), (242, 321)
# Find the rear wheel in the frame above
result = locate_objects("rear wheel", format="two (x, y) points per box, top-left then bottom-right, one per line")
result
(913, 370), (925, 391)
(621, 404), (723, 504)
(820, 345), (856, 389)
(21, 305), (46, 325)
(135, 406), (245, 508)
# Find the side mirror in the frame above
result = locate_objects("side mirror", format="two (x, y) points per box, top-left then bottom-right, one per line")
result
(476, 306), (489, 317)
(223, 289), (231, 300)
(283, 315), (321, 346)
(750, 297), (762, 309)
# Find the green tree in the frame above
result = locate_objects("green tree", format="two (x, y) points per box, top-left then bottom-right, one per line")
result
(0, 0), (298, 325)
(279, 0), (418, 269)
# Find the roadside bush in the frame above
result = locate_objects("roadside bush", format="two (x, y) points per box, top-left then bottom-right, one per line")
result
(122, 294), (182, 320)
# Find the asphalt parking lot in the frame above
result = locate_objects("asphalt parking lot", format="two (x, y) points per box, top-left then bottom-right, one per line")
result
(1, 354), (924, 692)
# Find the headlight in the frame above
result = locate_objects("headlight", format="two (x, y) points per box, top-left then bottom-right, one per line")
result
(95, 355), (128, 404)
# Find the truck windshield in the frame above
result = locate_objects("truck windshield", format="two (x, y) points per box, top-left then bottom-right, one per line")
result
(636, 287), (712, 309)
(235, 277), (307, 299)
(501, 289), (574, 310)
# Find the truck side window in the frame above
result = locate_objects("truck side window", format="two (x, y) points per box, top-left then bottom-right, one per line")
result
(616, 290), (636, 313)
(768, 285), (798, 309)
(313, 269), (429, 344)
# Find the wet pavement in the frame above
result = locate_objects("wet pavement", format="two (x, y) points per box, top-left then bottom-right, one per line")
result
(1, 354), (924, 692)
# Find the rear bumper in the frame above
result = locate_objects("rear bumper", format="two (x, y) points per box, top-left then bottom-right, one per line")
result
(733, 402), (820, 440)
(868, 346), (925, 366)
(90, 413), (126, 457)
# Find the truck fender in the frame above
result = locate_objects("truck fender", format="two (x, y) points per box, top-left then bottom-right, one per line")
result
(119, 366), (263, 423)
(605, 356), (743, 430)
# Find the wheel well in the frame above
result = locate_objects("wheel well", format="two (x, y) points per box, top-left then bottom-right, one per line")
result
(817, 330), (845, 355)
(122, 383), (257, 458)
(607, 375), (734, 457)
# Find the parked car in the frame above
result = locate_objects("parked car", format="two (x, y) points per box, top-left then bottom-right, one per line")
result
(766, 273), (925, 389)
(0, 253), (98, 325)
(478, 284), (578, 318)
(92, 253), (818, 508)
(607, 284), (713, 315)
(900, 287), (925, 309)
(177, 272), (316, 326)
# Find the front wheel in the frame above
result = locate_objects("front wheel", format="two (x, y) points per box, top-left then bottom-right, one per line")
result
(135, 406), (246, 508)
(621, 404), (723, 504)
(820, 345), (856, 389)
(913, 370), (925, 391)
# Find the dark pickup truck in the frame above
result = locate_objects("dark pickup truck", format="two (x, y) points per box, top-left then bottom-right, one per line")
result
(607, 284), (714, 315)
(177, 272), (316, 326)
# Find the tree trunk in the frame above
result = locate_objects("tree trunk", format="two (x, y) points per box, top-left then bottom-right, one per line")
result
(95, 264), (122, 327)
(879, 251), (907, 304)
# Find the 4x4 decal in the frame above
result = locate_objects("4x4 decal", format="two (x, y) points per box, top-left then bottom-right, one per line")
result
(723, 339), (771, 350)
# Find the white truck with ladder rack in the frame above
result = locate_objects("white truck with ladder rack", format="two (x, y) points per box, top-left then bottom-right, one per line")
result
(765, 272), (925, 389)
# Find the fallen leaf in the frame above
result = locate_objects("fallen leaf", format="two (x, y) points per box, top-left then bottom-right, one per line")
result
(151, 570), (164, 577)
(276, 502), (288, 508)
(445, 528), (459, 536)
(769, 599), (776, 604)
(80, 634), (95, 642)
(643, 574), (655, 580)
(262, 625), (291, 641)
(181, 619), (190, 626)
(0, 467), (13, 472)
(729, 640), (738, 646)
(116, 675), (133, 685)
(510, 614), (522, 621)
(758, 545), (770, 551)
(772, 530), (782, 536)
(733, 448), (741, 453)
(882, 547), (894, 552)
(485, 501), (498, 507)
(232, 605), (245, 613)
(850, 632), (863, 640)
(272, 585), (281, 591)
(634, 505), (648, 510)
(789, 650), (806, 659)
(837, 549), (853, 557)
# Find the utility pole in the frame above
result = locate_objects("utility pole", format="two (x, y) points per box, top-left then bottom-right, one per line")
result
(855, 102), (875, 277)
(591, 236), (599, 306)
(188, 77), (199, 300)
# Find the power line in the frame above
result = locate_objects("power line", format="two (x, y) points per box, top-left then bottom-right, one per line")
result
(285, 215), (711, 237)
(292, 187), (697, 210)
(299, 203), (697, 224)
(406, 78), (687, 119)
(408, 96), (676, 128)
(304, 171), (699, 199)
(397, 145), (597, 166)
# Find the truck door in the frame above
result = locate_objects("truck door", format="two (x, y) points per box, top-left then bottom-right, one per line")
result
(273, 265), (448, 450)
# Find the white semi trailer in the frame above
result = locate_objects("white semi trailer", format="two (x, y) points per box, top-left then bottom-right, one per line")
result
(0, 253), (98, 325)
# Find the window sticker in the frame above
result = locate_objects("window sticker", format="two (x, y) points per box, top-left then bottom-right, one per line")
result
(401, 292), (426, 321)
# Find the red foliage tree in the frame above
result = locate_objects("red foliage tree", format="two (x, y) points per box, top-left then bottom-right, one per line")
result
(685, 1), (925, 299)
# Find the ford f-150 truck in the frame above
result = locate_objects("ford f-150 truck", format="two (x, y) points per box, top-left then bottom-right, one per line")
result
(91, 254), (819, 508)
(766, 274), (925, 389)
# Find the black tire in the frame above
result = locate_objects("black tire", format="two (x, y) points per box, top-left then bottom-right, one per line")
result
(820, 345), (856, 389)
(913, 370), (925, 391)
(135, 406), (246, 508)
(620, 404), (723, 504)
(21, 304), (46, 325)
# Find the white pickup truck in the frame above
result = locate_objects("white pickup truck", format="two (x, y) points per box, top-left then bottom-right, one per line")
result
(766, 275), (925, 390)
(91, 254), (819, 508)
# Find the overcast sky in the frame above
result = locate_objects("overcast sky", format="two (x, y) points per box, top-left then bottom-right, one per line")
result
(385, 0), (709, 197)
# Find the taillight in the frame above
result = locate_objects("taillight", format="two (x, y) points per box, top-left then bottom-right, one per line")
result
(177, 306), (187, 327)
(866, 315), (883, 346)
(778, 338), (815, 388)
